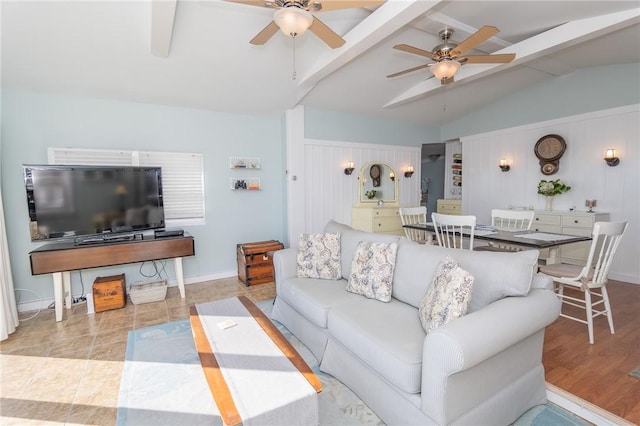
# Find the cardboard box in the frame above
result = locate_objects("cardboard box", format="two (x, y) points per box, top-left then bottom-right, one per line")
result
(93, 273), (126, 312)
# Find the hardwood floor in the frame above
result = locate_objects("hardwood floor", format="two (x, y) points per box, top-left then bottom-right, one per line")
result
(543, 279), (640, 424)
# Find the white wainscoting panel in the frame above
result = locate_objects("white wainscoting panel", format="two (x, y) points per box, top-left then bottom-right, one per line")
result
(461, 104), (639, 283)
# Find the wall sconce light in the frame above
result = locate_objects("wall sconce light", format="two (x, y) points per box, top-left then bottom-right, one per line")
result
(389, 172), (395, 181)
(498, 159), (511, 172)
(404, 166), (414, 178)
(344, 161), (355, 175)
(604, 149), (620, 167)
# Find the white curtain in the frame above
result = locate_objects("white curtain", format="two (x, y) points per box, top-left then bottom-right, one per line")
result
(0, 187), (19, 340)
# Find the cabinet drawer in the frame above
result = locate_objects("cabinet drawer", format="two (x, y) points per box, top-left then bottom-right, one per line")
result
(561, 216), (593, 228)
(374, 217), (401, 232)
(373, 208), (399, 218)
(532, 224), (561, 233)
(561, 227), (592, 237)
(533, 214), (561, 226)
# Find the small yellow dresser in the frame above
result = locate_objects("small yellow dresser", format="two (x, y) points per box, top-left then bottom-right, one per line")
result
(351, 206), (403, 235)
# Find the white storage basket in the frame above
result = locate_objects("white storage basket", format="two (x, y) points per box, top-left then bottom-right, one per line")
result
(129, 279), (168, 304)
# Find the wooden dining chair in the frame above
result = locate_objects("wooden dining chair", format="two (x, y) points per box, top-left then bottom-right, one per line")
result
(476, 209), (535, 252)
(538, 221), (628, 344)
(399, 207), (428, 244)
(431, 212), (476, 250)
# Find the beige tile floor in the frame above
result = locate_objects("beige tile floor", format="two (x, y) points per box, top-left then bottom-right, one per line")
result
(0, 277), (275, 425)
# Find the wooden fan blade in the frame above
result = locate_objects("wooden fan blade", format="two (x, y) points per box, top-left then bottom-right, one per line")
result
(309, 17), (345, 48)
(224, 0), (276, 8)
(393, 44), (438, 60)
(386, 64), (430, 78)
(311, 0), (385, 12)
(462, 53), (515, 64)
(452, 25), (499, 57)
(250, 21), (280, 45)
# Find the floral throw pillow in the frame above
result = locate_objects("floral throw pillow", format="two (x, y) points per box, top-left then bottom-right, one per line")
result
(346, 241), (398, 302)
(297, 233), (342, 279)
(418, 256), (474, 333)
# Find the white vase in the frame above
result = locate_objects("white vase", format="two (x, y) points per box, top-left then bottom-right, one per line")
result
(545, 196), (554, 211)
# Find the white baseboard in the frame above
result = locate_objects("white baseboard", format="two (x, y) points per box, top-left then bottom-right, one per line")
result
(545, 382), (633, 426)
(16, 270), (239, 314)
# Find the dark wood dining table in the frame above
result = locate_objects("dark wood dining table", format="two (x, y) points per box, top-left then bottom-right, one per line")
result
(403, 223), (591, 264)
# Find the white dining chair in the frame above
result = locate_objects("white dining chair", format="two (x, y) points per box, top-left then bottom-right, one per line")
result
(538, 221), (628, 344)
(476, 209), (535, 252)
(491, 209), (535, 230)
(431, 212), (476, 250)
(399, 206), (428, 244)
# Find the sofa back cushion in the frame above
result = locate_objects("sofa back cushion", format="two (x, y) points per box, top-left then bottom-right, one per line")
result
(393, 239), (538, 312)
(325, 220), (400, 279)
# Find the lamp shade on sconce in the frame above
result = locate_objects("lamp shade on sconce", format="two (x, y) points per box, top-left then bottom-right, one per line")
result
(344, 161), (355, 175)
(499, 159), (511, 172)
(604, 149), (620, 166)
(404, 166), (414, 178)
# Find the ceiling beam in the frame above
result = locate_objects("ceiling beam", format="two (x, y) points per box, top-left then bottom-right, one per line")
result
(150, 0), (178, 57)
(294, 0), (443, 103)
(384, 8), (640, 108)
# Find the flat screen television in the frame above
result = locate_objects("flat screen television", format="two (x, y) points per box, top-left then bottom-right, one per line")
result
(24, 165), (165, 241)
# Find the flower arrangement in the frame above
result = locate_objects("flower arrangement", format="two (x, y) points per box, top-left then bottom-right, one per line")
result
(365, 190), (377, 199)
(537, 179), (571, 196)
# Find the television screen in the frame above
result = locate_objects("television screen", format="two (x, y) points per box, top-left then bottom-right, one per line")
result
(24, 165), (165, 241)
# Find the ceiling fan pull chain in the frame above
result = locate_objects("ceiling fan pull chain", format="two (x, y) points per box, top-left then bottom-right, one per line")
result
(292, 37), (297, 80)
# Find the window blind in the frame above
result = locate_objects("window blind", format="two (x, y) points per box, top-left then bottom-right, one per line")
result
(48, 147), (205, 225)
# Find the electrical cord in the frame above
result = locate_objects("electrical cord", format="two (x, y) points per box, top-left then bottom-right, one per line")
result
(14, 288), (42, 321)
(139, 260), (167, 281)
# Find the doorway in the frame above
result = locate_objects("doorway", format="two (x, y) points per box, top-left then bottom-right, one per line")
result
(421, 143), (445, 216)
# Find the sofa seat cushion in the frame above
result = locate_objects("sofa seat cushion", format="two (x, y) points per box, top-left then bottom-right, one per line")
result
(276, 277), (360, 328)
(327, 298), (425, 394)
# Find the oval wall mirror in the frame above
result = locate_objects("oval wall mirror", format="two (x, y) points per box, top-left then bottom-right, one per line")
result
(359, 162), (398, 205)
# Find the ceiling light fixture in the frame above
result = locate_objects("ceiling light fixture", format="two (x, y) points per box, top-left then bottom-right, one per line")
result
(274, 7), (313, 38)
(430, 58), (461, 81)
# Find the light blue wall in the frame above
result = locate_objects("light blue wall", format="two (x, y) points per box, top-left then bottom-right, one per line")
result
(1, 90), (286, 303)
(442, 63), (640, 139)
(304, 106), (440, 145)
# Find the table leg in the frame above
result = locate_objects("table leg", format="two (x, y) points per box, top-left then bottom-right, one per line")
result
(546, 247), (560, 264)
(175, 257), (185, 298)
(52, 272), (64, 322)
(63, 271), (72, 310)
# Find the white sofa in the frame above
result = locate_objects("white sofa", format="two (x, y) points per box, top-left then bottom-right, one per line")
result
(271, 220), (561, 425)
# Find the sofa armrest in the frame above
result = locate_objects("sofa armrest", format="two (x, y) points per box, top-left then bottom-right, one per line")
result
(420, 289), (560, 422)
(531, 272), (553, 290)
(273, 248), (297, 291)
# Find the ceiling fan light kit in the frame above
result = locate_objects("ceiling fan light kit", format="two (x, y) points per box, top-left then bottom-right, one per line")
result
(430, 58), (461, 81)
(274, 6), (313, 37)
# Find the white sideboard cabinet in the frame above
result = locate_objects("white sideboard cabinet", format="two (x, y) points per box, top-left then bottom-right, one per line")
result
(533, 210), (609, 265)
(352, 206), (403, 235)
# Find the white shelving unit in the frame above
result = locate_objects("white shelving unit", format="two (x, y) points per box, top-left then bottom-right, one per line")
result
(230, 156), (261, 169)
(230, 178), (261, 190)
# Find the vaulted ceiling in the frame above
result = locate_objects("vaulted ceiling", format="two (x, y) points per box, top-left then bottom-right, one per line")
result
(2, 1), (639, 126)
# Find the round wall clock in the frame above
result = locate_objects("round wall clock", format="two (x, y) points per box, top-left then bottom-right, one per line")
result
(535, 134), (566, 175)
(535, 134), (566, 161)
